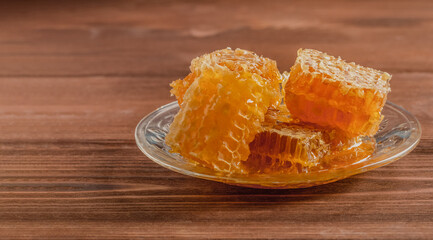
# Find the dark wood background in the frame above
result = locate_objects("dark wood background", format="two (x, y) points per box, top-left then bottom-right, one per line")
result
(0, 0), (432, 239)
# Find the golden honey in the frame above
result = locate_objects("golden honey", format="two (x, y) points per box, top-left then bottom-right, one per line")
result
(166, 48), (283, 173)
(166, 48), (386, 176)
(171, 48), (282, 107)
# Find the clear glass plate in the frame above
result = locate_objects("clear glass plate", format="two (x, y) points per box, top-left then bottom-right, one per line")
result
(135, 101), (421, 189)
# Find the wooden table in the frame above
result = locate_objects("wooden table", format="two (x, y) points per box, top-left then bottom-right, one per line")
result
(1, 1), (432, 239)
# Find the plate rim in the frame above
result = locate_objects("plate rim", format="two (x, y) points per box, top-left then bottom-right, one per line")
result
(135, 101), (422, 188)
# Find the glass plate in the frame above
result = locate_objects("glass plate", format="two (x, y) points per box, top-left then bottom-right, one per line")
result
(135, 101), (421, 189)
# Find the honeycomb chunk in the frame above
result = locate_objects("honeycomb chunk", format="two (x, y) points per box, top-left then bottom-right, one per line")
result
(165, 48), (283, 173)
(284, 49), (391, 137)
(171, 48), (282, 107)
(244, 122), (330, 174)
(242, 107), (376, 174)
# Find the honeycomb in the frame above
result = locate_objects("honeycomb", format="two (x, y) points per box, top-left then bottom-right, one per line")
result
(242, 107), (376, 174)
(166, 48), (381, 175)
(284, 49), (391, 137)
(165, 48), (283, 173)
(170, 72), (196, 107)
(244, 121), (330, 174)
(171, 48), (282, 107)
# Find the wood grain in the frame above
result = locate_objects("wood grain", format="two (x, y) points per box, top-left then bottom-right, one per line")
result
(0, 0), (432, 239)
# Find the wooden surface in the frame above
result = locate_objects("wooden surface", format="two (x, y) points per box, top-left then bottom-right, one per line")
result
(0, 0), (432, 239)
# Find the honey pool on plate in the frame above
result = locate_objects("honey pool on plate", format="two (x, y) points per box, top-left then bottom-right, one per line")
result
(135, 101), (421, 189)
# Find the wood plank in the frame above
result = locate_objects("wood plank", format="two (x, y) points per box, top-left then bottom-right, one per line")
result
(0, 0), (432, 239)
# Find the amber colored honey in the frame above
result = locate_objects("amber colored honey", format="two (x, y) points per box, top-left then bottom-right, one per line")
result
(166, 48), (382, 175)
(284, 49), (391, 137)
(244, 125), (328, 174)
(285, 91), (381, 138)
(241, 107), (376, 174)
(242, 124), (375, 174)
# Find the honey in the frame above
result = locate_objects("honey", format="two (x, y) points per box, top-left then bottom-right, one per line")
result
(242, 108), (375, 174)
(166, 48), (387, 176)
(244, 122), (330, 174)
(165, 48), (283, 173)
(284, 49), (391, 137)
(171, 48), (282, 107)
